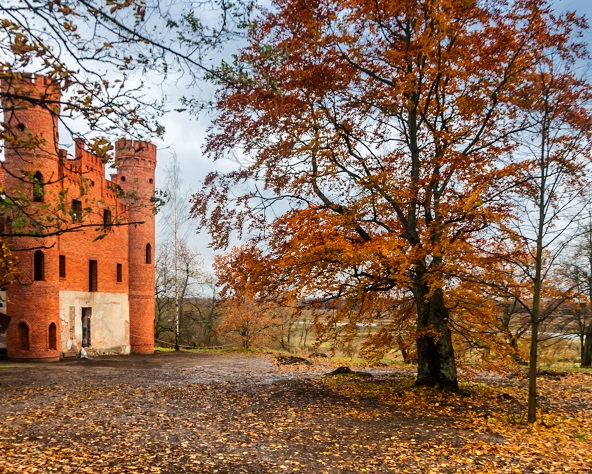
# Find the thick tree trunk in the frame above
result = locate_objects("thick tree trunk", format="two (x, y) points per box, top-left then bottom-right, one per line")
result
(582, 322), (592, 367)
(413, 285), (458, 389)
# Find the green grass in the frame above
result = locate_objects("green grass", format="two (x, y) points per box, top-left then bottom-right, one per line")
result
(154, 345), (291, 355)
(154, 346), (176, 352)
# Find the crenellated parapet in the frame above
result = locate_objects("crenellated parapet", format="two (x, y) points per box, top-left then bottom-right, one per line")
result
(0, 72), (61, 113)
(114, 138), (157, 169)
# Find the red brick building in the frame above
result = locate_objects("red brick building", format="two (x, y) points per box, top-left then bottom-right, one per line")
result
(0, 74), (156, 360)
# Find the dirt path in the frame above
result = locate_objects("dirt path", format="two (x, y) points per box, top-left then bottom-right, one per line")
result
(0, 351), (329, 389)
(0, 352), (590, 473)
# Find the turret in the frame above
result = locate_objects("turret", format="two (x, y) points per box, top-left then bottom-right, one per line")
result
(0, 73), (61, 202)
(113, 138), (156, 354)
(0, 73), (62, 360)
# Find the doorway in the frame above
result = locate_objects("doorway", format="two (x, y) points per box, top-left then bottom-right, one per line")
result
(81, 307), (91, 347)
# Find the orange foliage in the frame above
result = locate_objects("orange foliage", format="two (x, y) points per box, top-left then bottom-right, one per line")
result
(194, 0), (590, 387)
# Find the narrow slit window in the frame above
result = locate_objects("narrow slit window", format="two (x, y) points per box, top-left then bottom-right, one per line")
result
(89, 260), (98, 292)
(72, 199), (82, 222)
(145, 243), (152, 264)
(116, 263), (122, 283)
(34, 250), (44, 281)
(59, 255), (66, 278)
(5, 217), (12, 242)
(103, 209), (112, 229)
(0, 216), (12, 242)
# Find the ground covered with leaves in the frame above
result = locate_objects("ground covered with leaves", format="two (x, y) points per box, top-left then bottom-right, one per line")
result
(0, 352), (590, 473)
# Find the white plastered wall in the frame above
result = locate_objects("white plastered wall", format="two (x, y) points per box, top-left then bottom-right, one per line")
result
(59, 291), (130, 356)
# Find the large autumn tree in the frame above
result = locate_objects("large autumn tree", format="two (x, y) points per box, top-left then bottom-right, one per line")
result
(193, 0), (588, 388)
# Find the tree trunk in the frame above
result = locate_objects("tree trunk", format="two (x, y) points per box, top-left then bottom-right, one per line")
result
(509, 336), (524, 364)
(527, 316), (539, 423)
(174, 297), (180, 352)
(582, 321), (592, 367)
(584, 273), (592, 367)
(528, 140), (546, 423)
(302, 320), (309, 349)
(414, 285), (458, 389)
(286, 321), (293, 352)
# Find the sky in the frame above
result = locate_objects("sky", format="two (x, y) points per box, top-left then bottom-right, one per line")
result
(152, 0), (592, 273)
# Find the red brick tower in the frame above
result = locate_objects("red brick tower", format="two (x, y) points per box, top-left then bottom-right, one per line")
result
(113, 139), (156, 354)
(1, 74), (62, 360)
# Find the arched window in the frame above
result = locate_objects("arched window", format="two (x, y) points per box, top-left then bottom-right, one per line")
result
(145, 243), (152, 264)
(18, 322), (29, 351)
(48, 322), (57, 350)
(34, 250), (44, 281)
(32, 171), (44, 202)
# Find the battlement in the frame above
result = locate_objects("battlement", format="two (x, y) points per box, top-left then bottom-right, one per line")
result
(73, 138), (107, 169)
(115, 138), (156, 168)
(0, 72), (60, 100)
(0, 73), (61, 126)
(17, 73), (56, 87)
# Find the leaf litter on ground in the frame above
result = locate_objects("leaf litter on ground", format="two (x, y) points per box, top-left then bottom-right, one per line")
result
(0, 352), (590, 473)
